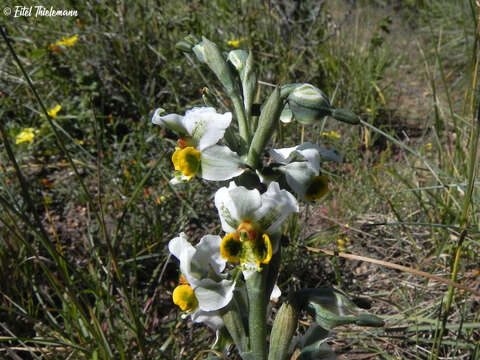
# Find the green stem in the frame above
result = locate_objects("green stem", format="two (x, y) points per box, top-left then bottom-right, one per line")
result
(231, 94), (251, 145)
(246, 270), (268, 360)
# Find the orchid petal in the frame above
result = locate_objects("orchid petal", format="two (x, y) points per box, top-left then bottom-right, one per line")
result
(279, 103), (293, 123)
(169, 233), (225, 286)
(270, 284), (282, 300)
(270, 145), (298, 164)
(297, 142), (343, 164)
(271, 142), (342, 170)
(201, 145), (245, 181)
(215, 183), (262, 233)
(168, 233), (197, 284)
(191, 309), (224, 330)
(280, 162), (317, 200)
(193, 235), (226, 276)
(152, 110), (187, 135)
(253, 182), (299, 233)
(183, 107), (232, 151)
(194, 279), (235, 312)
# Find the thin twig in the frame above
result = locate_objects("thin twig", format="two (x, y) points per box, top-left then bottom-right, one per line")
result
(305, 246), (480, 298)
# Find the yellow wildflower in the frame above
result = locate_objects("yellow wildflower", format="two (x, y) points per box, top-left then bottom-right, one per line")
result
(321, 130), (341, 140)
(55, 34), (79, 47)
(15, 128), (39, 144)
(227, 39), (242, 48)
(425, 143), (432, 151)
(47, 104), (62, 118)
(336, 237), (351, 253)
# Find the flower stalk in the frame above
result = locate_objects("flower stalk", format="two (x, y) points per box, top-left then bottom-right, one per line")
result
(231, 93), (251, 144)
(245, 269), (268, 360)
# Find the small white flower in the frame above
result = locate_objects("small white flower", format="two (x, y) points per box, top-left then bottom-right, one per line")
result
(269, 142), (342, 202)
(214, 182), (298, 276)
(152, 107), (245, 182)
(169, 233), (236, 329)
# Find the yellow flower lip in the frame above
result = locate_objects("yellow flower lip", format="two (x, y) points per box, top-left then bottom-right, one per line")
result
(172, 146), (201, 179)
(258, 233), (272, 267)
(172, 284), (198, 312)
(220, 233), (242, 263)
(305, 175), (328, 201)
(220, 228), (273, 271)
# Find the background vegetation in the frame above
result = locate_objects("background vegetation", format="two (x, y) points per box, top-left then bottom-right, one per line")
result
(0, 0), (478, 359)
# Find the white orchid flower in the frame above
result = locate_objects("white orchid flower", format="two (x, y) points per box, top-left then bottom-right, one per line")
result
(214, 182), (298, 276)
(268, 142), (343, 202)
(152, 107), (245, 183)
(169, 233), (235, 329)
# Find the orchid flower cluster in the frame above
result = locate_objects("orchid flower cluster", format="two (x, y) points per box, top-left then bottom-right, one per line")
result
(153, 36), (383, 360)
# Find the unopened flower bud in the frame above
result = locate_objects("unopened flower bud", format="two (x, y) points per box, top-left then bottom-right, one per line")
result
(176, 34), (199, 53)
(269, 298), (300, 360)
(175, 41), (192, 52)
(194, 37), (238, 96)
(192, 41), (207, 63)
(227, 49), (248, 71)
(287, 83), (332, 125)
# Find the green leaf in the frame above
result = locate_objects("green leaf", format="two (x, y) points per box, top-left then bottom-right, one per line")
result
(296, 325), (336, 360)
(298, 288), (384, 330)
(211, 327), (233, 353)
